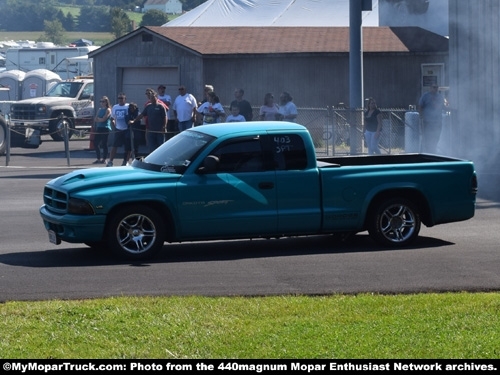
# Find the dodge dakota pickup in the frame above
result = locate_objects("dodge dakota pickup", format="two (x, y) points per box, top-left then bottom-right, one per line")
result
(40, 122), (478, 260)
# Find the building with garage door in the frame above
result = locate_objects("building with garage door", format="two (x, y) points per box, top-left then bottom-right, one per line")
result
(88, 25), (448, 111)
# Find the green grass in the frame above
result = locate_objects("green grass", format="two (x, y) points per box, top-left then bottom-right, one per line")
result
(0, 9), (179, 47)
(1, 292), (499, 358)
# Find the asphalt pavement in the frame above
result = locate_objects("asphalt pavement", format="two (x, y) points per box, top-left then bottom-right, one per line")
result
(2, 134), (148, 170)
(1, 134), (500, 300)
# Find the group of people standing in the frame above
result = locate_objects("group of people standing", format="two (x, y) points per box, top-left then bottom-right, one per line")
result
(92, 85), (195, 167)
(258, 91), (298, 122)
(92, 84), (299, 167)
(363, 85), (447, 155)
(93, 88), (169, 167)
(194, 86), (256, 125)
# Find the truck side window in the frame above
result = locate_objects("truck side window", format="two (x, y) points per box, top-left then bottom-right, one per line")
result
(212, 137), (264, 173)
(81, 83), (93, 99)
(273, 134), (307, 170)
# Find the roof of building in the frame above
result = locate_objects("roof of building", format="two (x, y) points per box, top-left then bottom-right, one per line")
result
(165, 0), (379, 27)
(144, 0), (173, 6)
(90, 26), (447, 57)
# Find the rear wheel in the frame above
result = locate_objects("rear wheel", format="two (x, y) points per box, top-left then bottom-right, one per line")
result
(368, 197), (421, 246)
(49, 115), (75, 141)
(107, 205), (165, 260)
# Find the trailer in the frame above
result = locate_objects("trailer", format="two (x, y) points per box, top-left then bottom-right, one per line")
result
(5, 45), (99, 79)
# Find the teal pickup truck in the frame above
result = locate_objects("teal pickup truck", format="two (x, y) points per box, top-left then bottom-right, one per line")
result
(40, 122), (478, 260)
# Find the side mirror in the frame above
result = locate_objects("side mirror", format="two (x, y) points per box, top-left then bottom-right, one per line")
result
(198, 155), (219, 173)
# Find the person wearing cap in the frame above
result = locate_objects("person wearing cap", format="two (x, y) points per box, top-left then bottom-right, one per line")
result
(173, 86), (197, 132)
(157, 85), (171, 106)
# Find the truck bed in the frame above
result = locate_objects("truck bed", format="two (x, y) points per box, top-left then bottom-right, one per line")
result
(317, 153), (464, 167)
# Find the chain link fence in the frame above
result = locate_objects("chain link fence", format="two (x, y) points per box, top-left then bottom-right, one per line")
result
(244, 106), (422, 156)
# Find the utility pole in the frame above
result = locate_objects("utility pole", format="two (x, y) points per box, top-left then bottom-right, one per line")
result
(349, 0), (372, 154)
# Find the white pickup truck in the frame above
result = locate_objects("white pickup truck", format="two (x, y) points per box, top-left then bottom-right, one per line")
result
(8, 77), (94, 142)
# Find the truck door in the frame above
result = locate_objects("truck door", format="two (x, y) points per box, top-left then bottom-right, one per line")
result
(177, 135), (278, 239)
(270, 132), (322, 233)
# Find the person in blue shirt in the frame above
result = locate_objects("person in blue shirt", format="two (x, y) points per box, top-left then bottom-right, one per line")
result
(92, 96), (112, 164)
(418, 84), (446, 153)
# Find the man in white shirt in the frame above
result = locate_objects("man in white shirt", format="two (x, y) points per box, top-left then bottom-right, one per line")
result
(172, 86), (197, 132)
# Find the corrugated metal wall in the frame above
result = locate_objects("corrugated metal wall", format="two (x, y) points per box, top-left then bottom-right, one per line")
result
(202, 53), (447, 110)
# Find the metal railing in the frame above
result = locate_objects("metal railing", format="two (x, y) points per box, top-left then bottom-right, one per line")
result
(240, 106), (422, 156)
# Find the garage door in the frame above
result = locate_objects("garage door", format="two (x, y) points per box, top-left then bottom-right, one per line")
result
(122, 67), (179, 108)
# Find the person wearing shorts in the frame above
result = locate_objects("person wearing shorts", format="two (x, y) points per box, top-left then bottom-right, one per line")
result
(107, 93), (129, 167)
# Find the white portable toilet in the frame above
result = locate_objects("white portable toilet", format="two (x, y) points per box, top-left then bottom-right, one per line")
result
(0, 69), (25, 101)
(21, 69), (61, 99)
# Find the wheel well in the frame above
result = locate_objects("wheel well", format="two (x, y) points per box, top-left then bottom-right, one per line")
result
(364, 189), (432, 227)
(104, 201), (176, 241)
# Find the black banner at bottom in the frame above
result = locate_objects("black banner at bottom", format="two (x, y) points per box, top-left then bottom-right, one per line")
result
(2, 359), (498, 373)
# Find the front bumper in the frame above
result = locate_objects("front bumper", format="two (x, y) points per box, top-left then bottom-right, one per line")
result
(40, 205), (107, 244)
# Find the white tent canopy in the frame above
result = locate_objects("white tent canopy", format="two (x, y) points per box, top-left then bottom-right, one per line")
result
(165, 0), (380, 27)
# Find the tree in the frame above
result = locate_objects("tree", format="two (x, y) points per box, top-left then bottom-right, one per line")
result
(43, 20), (66, 46)
(78, 5), (111, 32)
(0, 0), (60, 31)
(62, 11), (76, 32)
(140, 9), (169, 27)
(110, 7), (132, 39)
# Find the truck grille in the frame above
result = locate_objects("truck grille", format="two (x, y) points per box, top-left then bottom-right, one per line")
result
(43, 187), (68, 213)
(10, 104), (37, 120)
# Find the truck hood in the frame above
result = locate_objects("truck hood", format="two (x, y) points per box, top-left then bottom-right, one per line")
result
(47, 166), (180, 194)
(14, 96), (78, 105)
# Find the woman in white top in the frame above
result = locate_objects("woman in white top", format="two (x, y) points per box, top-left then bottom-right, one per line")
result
(278, 91), (298, 122)
(196, 91), (225, 125)
(259, 92), (279, 121)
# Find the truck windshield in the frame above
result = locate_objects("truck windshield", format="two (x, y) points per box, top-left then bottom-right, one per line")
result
(46, 82), (83, 98)
(133, 129), (215, 173)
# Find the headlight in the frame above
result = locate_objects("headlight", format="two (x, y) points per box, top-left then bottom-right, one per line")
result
(37, 105), (47, 113)
(68, 198), (95, 214)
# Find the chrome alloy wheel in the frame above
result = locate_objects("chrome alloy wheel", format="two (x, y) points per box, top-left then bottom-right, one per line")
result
(379, 203), (417, 243)
(117, 213), (157, 254)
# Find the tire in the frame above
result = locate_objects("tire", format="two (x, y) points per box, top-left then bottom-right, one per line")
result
(106, 205), (165, 260)
(49, 116), (75, 142)
(368, 197), (421, 247)
(0, 115), (6, 155)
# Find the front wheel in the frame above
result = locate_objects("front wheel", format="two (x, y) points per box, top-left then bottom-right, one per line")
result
(107, 205), (165, 260)
(49, 116), (75, 141)
(368, 198), (421, 247)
